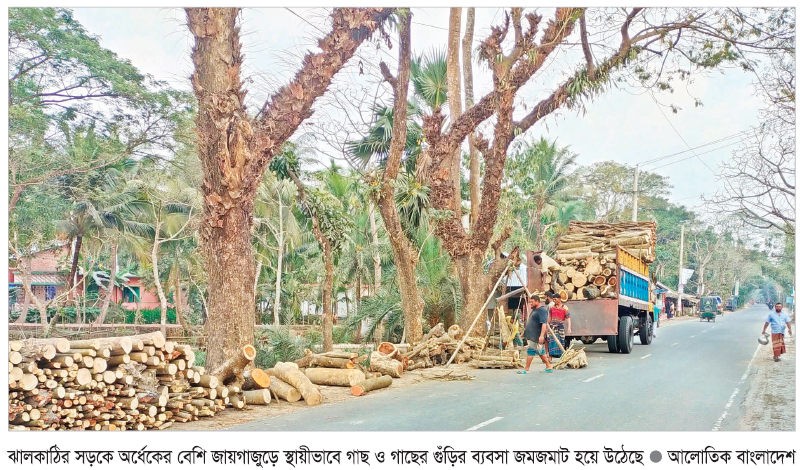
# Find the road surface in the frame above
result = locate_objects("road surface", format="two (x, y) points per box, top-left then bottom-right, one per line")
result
(233, 305), (787, 431)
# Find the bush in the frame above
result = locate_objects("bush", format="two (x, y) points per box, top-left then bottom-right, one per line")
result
(254, 327), (312, 370)
(124, 308), (177, 324)
(193, 350), (206, 367)
(332, 325), (352, 345)
(9, 307), (101, 323)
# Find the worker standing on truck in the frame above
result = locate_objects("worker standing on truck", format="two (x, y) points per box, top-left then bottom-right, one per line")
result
(533, 253), (563, 293)
(518, 295), (554, 374)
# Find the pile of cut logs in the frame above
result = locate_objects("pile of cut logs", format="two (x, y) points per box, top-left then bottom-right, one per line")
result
(8, 333), (272, 431)
(552, 257), (619, 301)
(554, 221), (657, 263)
(398, 323), (521, 370)
(552, 221), (656, 300)
(288, 349), (394, 398)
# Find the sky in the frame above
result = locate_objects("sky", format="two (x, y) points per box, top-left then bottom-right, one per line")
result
(70, 7), (768, 214)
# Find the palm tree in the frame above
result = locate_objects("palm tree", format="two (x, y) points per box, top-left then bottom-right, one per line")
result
(253, 169), (302, 327)
(505, 138), (579, 250)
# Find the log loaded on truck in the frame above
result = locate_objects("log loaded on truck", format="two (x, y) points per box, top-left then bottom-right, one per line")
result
(549, 221), (657, 354)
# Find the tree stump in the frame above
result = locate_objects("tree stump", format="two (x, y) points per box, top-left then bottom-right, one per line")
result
(351, 375), (392, 396)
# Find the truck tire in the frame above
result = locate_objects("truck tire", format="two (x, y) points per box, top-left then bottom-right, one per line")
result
(639, 314), (653, 345)
(607, 334), (619, 353)
(618, 315), (634, 354)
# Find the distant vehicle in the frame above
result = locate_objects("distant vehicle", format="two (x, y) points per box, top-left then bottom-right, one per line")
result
(699, 296), (722, 322)
(725, 298), (738, 311)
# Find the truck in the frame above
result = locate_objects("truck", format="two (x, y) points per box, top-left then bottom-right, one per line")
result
(529, 221), (656, 354)
(564, 246), (654, 353)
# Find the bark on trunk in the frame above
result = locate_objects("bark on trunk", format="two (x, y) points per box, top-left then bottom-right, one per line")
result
(463, 8), (481, 229)
(273, 202), (284, 327)
(67, 235), (82, 295)
(446, 8), (463, 218)
(253, 258), (262, 324)
(174, 252), (185, 330)
(321, 247), (334, 352)
(96, 242), (117, 325)
(151, 220), (169, 337)
(368, 202), (385, 341)
(188, 8), (256, 371)
(374, 13), (424, 344)
(17, 258), (32, 324)
(187, 7), (392, 370)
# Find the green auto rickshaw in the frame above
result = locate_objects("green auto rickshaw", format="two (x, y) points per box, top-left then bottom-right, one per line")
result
(699, 296), (721, 321)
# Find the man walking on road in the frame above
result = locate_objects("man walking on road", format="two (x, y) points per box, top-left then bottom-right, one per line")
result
(519, 295), (553, 374)
(762, 303), (792, 362)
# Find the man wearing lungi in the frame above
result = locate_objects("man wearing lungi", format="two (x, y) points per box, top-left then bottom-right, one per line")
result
(762, 303), (792, 362)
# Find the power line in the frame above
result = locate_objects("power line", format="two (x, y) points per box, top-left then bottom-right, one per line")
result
(648, 92), (716, 174)
(650, 140), (742, 171)
(637, 119), (775, 167)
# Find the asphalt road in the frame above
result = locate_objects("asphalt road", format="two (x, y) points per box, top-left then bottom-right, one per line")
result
(233, 305), (775, 432)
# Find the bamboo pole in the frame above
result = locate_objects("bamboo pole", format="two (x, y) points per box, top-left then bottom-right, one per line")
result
(446, 263), (511, 366)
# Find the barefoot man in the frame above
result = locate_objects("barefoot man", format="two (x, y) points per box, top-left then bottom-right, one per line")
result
(762, 302), (792, 362)
(518, 295), (554, 374)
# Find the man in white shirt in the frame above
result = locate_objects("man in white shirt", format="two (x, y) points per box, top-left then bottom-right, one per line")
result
(533, 253), (563, 293)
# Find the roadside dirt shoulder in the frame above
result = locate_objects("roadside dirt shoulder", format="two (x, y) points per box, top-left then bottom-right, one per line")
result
(738, 332), (795, 431)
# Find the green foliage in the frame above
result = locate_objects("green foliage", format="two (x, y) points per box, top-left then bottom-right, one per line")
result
(254, 327), (321, 370)
(410, 50), (448, 110)
(193, 350), (206, 367)
(123, 308), (177, 324)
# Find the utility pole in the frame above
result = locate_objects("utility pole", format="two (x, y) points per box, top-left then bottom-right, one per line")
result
(677, 224), (685, 315)
(632, 164), (639, 222)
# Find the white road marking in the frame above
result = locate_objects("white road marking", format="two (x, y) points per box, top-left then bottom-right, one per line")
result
(466, 416), (503, 431)
(640, 354), (652, 359)
(690, 335), (696, 338)
(671, 342), (679, 347)
(583, 374), (604, 383)
(712, 344), (762, 431)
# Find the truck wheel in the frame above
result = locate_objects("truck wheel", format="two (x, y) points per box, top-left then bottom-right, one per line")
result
(618, 316), (634, 354)
(639, 314), (653, 345)
(607, 335), (619, 353)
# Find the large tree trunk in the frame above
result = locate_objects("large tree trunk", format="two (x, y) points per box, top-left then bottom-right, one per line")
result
(16, 258), (32, 324)
(374, 12), (424, 344)
(151, 220), (170, 336)
(67, 235), (82, 300)
(187, 7), (392, 371)
(174, 251), (185, 330)
(273, 201), (284, 327)
(188, 8), (257, 371)
(321, 239), (335, 352)
(96, 242), (118, 325)
(446, 8), (463, 218)
(463, 7), (481, 229)
(368, 202), (385, 341)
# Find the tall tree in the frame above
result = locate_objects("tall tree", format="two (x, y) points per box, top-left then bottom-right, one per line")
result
(504, 138), (578, 250)
(417, 7), (790, 334)
(186, 8), (393, 369)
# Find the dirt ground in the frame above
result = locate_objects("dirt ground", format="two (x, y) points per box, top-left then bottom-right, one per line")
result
(171, 364), (477, 431)
(738, 330), (795, 431)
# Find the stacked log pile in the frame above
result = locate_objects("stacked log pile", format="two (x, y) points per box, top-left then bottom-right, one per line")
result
(8, 333), (271, 431)
(282, 349), (393, 399)
(398, 323), (520, 370)
(552, 221), (656, 300)
(400, 324), (484, 370)
(555, 221), (656, 263)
